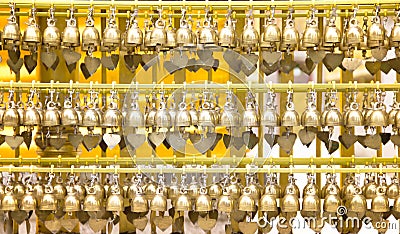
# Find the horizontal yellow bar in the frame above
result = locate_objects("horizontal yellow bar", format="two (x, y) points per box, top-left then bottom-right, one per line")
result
(0, 166), (397, 174)
(1, 81), (398, 93)
(2, 155), (398, 166)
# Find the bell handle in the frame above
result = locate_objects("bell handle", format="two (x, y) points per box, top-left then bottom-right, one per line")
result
(178, 102), (187, 110)
(200, 187), (207, 195)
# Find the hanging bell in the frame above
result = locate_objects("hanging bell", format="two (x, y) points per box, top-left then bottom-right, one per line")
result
(39, 185), (56, 211)
(221, 102), (241, 128)
(82, 7), (100, 52)
(150, 12), (167, 48)
(64, 187), (81, 212)
(281, 187), (300, 213)
(243, 100), (259, 128)
(208, 180), (222, 199)
(164, 19), (177, 49)
(53, 177), (66, 200)
(368, 8), (385, 48)
(24, 101), (40, 126)
(176, 12), (195, 48)
(195, 188), (212, 212)
(101, 7), (121, 51)
(391, 12), (400, 48)
(175, 102), (192, 128)
(103, 91), (122, 128)
(323, 9), (341, 48)
(175, 190), (192, 211)
(3, 93), (20, 127)
(82, 93), (100, 128)
(261, 9), (281, 50)
(84, 186), (101, 212)
(43, 7), (60, 48)
(262, 92), (280, 127)
(131, 187), (149, 213)
(241, 10), (259, 51)
(371, 186), (389, 213)
(198, 101), (215, 128)
(155, 101), (172, 129)
(43, 100), (60, 127)
(347, 187), (367, 216)
(61, 95), (78, 126)
(143, 179), (157, 200)
(346, 14), (363, 48)
(218, 189), (233, 213)
(260, 193), (278, 212)
(3, 3), (20, 50)
(281, 10), (299, 51)
(1, 186), (17, 211)
(302, 187), (320, 213)
(106, 185), (124, 212)
(189, 104), (199, 126)
(150, 188), (167, 211)
(125, 10), (143, 48)
(301, 9), (320, 49)
(62, 8), (80, 47)
(227, 176), (241, 199)
(219, 10), (236, 48)
(199, 10), (217, 46)
(22, 7), (41, 50)
(301, 91), (321, 126)
(124, 93), (144, 128)
(344, 102), (364, 127)
(323, 186), (342, 213)
(21, 187), (36, 211)
(238, 187), (256, 212)
(281, 91), (299, 127)
(324, 108), (343, 127)
(387, 177), (399, 199)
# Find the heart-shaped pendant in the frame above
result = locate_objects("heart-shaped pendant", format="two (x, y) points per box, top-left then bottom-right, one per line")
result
(339, 133), (358, 149)
(380, 132), (391, 145)
(35, 137), (48, 150)
(280, 54), (297, 74)
(41, 51), (58, 70)
(298, 128), (316, 146)
(83, 134), (102, 151)
(101, 54), (119, 70)
(198, 49), (213, 62)
(391, 134), (400, 147)
(21, 131), (31, 149)
(365, 61), (381, 75)
(103, 133), (121, 150)
(323, 53), (344, 72)
(62, 48), (81, 65)
(8, 49), (20, 64)
(49, 137), (66, 150)
(371, 47), (388, 61)
(142, 54), (158, 71)
(133, 216), (148, 231)
(264, 134), (278, 148)
(6, 135), (24, 150)
(277, 132), (297, 153)
(153, 216), (173, 232)
(262, 51), (281, 65)
(148, 132), (166, 147)
(308, 50), (326, 63)
(238, 222), (259, 234)
(342, 58), (363, 72)
(45, 219), (61, 234)
(61, 218), (79, 233)
(380, 60), (392, 74)
(88, 218), (107, 233)
(68, 133), (83, 150)
(242, 131), (259, 149)
(84, 56), (101, 75)
(166, 131), (187, 152)
(364, 134), (381, 150)
(10, 210), (28, 225)
(24, 54), (38, 74)
(198, 216), (217, 231)
(172, 53), (189, 68)
(188, 210), (199, 225)
(389, 57), (400, 73)
(126, 133), (146, 149)
(76, 211), (90, 225)
(7, 58), (23, 74)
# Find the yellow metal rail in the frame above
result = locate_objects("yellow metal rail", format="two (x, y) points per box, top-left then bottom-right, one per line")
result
(0, 81), (396, 92)
(2, 155), (398, 167)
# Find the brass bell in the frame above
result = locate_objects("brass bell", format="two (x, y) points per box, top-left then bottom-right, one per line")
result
(386, 176), (399, 199)
(323, 9), (341, 47)
(62, 8), (80, 47)
(155, 101), (172, 129)
(262, 91), (280, 127)
(371, 186), (389, 213)
(164, 19), (177, 49)
(302, 186), (320, 212)
(281, 187), (299, 213)
(82, 7), (100, 52)
(43, 7), (61, 48)
(367, 10), (385, 48)
(189, 104), (199, 126)
(64, 187), (80, 212)
(364, 178), (378, 199)
(169, 103), (177, 127)
(150, 14), (167, 48)
(175, 102), (191, 128)
(344, 102), (363, 127)
(53, 177), (66, 200)
(3, 3), (20, 50)
(199, 11), (217, 46)
(195, 188), (212, 212)
(131, 187), (149, 213)
(247, 182), (261, 201)
(168, 177), (180, 201)
(281, 91), (299, 127)
(347, 187), (367, 216)
(40, 185), (56, 211)
(301, 9), (320, 49)
(24, 101), (40, 126)
(43, 100), (60, 127)
(14, 180), (25, 200)
(101, 7), (121, 51)
(73, 180), (86, 201)
(393, 195), (400, 219)
(264, 177), (282, 199)
(324, 108), (342, 127)
(175, 190), (192, 211)
(241, 12), (259, 51)
(106, 185), (124, 212)
(3, 93), (20, 127)
(238, 187), (256, 212)
(391, 13), (400, 48)
(323, 186), (341, 213)
(61, 96), (78, 126)
(82, 107), (100, 128)
(143, 179), (157, 200)
(188, 177), (200, 199)
(368, 102), (388, 127)
(125, 11), (143, 48)
(84, 186), (101, 212)
(243, 95), (259, 128)
(281, 10), (299, 51)
(1, 186), (17, 211)
(218, 191), (233, 213)
(21, 186), (36, 211)
(227, 176), (241, 199)
(388, 100), (399, 126)
(208, 179), (222, 199)
(176, 9), (195, 48)
(125, 93), (144, 128)
(346, 15), (363, 48)
(198, 102), (215, 128)
(150, 188), (167, 211)
(22, 8), (41, 50)
(219, 11), (236, 48)
(103, 92), (122, 127)
(33, 180), (44, 201)
(301, 91), (321, 126)
(260, 194), (277, 212)
(261, 9), (281, 49)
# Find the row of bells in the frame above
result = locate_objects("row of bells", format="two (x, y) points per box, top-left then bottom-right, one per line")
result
(3, 5), (400, 53)
(0, 90), (395, 130)
(1, 172), (400, 223)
